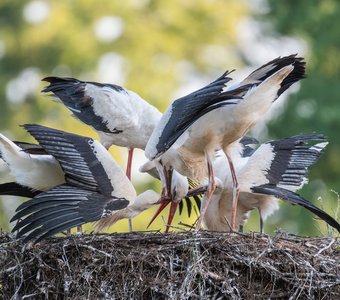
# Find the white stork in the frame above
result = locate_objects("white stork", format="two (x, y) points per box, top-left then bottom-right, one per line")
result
(42, 77), (162, 231)
(140, 136), (257, 231)
(202, 134), (340, 233)
(11, 124), (161, 243)
(145, 54), (306, 230)
(0, 131), (200, 234)
(41, 77), (162, 180)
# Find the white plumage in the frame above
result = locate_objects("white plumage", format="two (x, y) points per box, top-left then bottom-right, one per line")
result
(42, 77), (162, 179)
(202, 135), (340, 233)
(11, 124), (161, 243)
(145, 55), (306, 230)
(0, 133), (64, 192)
(4, 54), (339, 241)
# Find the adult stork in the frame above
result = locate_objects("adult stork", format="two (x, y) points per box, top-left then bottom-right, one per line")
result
(41, 77), (162, 180)
(0, 131), (199, 232)
(202, 134), (340, 233)
(141, 136), (257, 231)
(145, 54), (306, 230)
(11, 124), (161, 243)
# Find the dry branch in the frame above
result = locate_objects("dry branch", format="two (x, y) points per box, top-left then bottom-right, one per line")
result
(0, 231), (339, 299)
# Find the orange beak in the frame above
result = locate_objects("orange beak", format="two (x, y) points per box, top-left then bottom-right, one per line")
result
(147, 195), (179, 233)
(164, 201), (178, 233)
(147, 200), (170, 229)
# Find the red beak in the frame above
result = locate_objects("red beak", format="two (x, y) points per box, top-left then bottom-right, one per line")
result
(147, 200), (179, 233)
(165, 201), (178, 233)
(147, 201), (170, 229)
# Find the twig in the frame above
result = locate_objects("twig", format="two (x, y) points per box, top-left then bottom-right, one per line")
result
(313, 238), (336, 257)
(78, 244), (114, 258)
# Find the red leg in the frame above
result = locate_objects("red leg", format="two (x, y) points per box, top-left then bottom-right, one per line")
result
(196, 155), (215, 230)
(226, 152), (240, 231)
(126, 148), (134, 232)
(126, 148), (134, 180)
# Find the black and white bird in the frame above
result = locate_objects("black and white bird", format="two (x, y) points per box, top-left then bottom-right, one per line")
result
(141, 136), (257, 231)
(0, 131), (200, 233)
(11, 124), (161, 243)
(202, 134), (340, 233)
(145, 55), (306, 230)
(41, 77), (162, 180)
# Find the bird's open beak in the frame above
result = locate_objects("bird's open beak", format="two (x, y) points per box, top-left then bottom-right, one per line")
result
(148, 185), (207, 231)
(146, 200), (170, 228)
(147, 197), (170, 229)
(147, 199), (178, 233)
(165, 201), (178, 233)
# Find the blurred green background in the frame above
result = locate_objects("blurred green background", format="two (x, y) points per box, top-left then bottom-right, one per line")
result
(0, 0), (339, 236)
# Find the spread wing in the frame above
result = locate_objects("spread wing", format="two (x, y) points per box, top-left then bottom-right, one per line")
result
(146, 71), (251, 159)
(263, 134), (327, 190)
(22, 124), (121, 196)
(11, 185), (129, 243)
(42, 77), (125, 134)
(251, 185), (340, 232)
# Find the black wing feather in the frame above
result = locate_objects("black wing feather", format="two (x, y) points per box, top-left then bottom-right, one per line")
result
(246, 54), (306, 97)
(265, 134), (327, 188)
(11, 201), (80, 221)
(42, 77), (124, 133)
(184, 197), (192, 217)
(22, 218), (84, 243)
(153, 71), (242, 157)
(12, 185), (129, 243)
(239, 135), (259, 147)
(251, 184), (340, 232)
(12, 206), (77, 232)
(193, 195), (201, 210)
(0, 182), (41, 198)
(178, 181), (202, 217)
(12, 141), (48, 155)
(17, 210), (80, 237)
(178, 201), (184, 215)
(22, 124), (114, 196)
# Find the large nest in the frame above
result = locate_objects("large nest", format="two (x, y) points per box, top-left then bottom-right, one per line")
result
(0, 231), (339, 299)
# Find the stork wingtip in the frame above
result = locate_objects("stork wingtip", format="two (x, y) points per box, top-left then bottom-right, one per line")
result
(41, 76), (50, 82)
